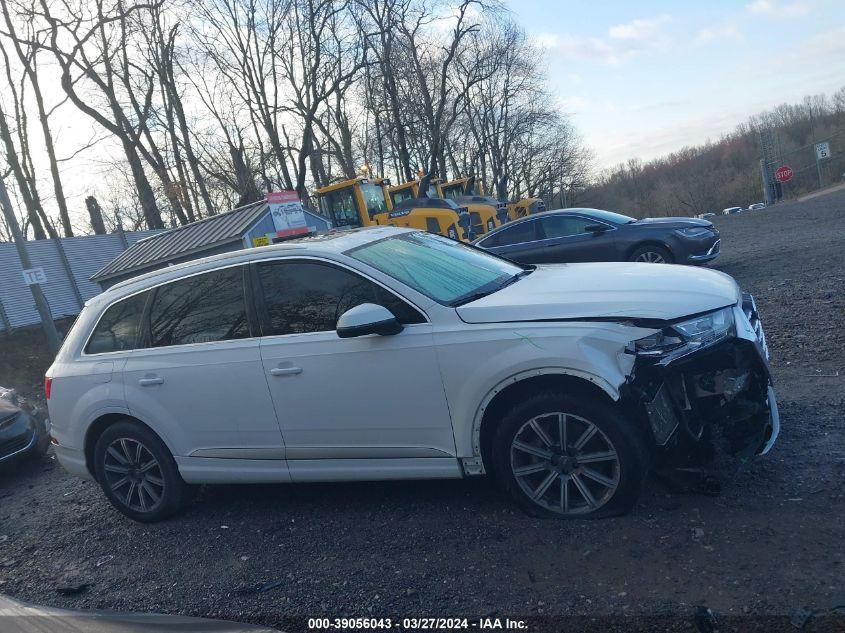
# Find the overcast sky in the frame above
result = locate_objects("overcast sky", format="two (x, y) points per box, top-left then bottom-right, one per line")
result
(509, 0), (845, 168)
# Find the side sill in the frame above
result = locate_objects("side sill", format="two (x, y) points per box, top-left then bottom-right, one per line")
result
(288, 457), (463, 482)
(175, 456), (292, 484)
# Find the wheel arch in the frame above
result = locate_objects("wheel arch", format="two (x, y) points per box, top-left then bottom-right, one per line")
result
(627, 239), (674, 261)
(471, 369), (620, 475)
(84, 413), (171, 477)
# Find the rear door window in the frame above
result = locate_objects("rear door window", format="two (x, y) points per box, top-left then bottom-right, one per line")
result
(484, 220), (538, 247)
(538, 216), (595, 239)
(148, 267), (250, 347)
(86, 292), (149, 354)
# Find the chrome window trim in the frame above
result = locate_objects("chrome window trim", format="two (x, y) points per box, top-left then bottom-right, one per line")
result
(81, 261), (250, 358)
(537, 215), (617, 242)
(81, 254), (430, 357)
(482, 214), (617, 248)
(480, 218), (540, 248)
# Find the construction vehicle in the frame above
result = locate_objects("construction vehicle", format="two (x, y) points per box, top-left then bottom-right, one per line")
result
(383, 175), (500, 237)
(315, 175), (477, 242)
(440, 176), (484, 199)
(386, 178), (440, 208)
(314, 176), (391, 228)
(507, 198), (547, 219)
(444, 176), (547, 221)
(442, 176), (510, 231)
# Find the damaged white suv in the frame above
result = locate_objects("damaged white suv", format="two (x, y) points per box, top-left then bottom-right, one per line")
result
(46, 227), (778, 522)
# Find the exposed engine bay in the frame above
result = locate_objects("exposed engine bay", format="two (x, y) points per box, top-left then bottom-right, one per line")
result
(620, 293), (778, 490)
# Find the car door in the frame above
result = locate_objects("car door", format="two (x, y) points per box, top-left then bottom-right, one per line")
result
(536, 215), (618, 262)
(122, 265), (286, 462)
(477, 219), (544, 263)
(253, 258), (456, 475)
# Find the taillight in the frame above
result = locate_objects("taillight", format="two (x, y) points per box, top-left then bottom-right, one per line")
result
(45, 376), (52, 400)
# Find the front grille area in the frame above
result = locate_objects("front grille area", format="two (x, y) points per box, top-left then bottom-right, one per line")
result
(0, 431), (33, 457)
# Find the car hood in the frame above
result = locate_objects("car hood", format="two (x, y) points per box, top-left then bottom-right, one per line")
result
(633, 217), (713, 229)
(0, 398), (21, 425)
(456, 263), (740, 323)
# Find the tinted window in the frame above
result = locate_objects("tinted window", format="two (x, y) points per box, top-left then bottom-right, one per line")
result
(257, 261), (424, 335)
(149, 267), (249, 347)
(485, 220), (537, 247)
(391, 188), (414, 205)
(425, 217), (441, 234)
(86, 292), (148, 354)
(320, 187), (360, 227)
(360, 183), (388, 218)
(539, 216), (596, 239)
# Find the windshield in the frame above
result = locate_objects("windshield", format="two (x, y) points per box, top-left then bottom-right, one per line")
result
(390, 187), (415, 206)
(347, 232), (525, 306)
(441, 183), (463, 199)
(320, 187), (361, 228)
(573, 208), (636, 224)
(360, 183), (388, 218)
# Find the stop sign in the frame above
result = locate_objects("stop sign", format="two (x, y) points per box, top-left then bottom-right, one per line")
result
(775, 165), (793, 183)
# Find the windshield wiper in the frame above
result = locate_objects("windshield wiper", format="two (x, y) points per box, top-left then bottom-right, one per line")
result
(500, 268), (534, 287)
(450, 269), (533, 307)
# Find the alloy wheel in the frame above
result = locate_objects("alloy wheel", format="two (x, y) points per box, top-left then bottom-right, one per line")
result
(102, 438), (165, 513)
(635, 251), (665, 263)
(510, 412), (620, 515)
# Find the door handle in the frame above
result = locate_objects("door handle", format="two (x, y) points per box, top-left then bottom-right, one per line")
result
(138, 377), (164, 386)
(270, 367), (302, 376)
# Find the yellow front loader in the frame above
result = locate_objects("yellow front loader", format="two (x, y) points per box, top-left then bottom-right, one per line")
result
(315, 175), (476, 242)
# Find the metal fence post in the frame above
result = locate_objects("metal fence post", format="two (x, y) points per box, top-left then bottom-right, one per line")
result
(54, 237), (85, 309)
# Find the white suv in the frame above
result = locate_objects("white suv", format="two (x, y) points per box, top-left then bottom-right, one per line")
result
(46, 228), (778, 522)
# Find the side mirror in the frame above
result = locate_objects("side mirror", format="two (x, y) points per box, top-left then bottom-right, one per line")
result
(585, 224), (608, 234)
(336, 303), (403, 338)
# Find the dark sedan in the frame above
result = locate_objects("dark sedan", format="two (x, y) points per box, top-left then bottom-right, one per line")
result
(473, 208), (721, 265)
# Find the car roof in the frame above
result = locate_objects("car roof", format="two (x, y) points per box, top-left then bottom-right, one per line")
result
(97, 226), (414, 303)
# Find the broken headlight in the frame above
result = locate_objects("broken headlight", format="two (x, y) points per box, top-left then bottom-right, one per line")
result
(628, 306), (735, 356)
(673, 306), (735, 344)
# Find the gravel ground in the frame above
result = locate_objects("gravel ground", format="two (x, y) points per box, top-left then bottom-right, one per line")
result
(1, 192), (844, 631)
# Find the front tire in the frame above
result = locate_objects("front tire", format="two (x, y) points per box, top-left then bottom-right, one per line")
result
(491, 392), (647, 519)
(94, 420), (188, 522)
(630, 244), (673, 264)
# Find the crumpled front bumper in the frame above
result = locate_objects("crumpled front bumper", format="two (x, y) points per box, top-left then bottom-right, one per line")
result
(622, 294), (778, 467)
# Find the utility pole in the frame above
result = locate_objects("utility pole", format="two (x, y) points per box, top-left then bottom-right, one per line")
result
(0, 175), (60, 354)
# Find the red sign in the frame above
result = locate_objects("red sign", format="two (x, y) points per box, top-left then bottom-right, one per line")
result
(265, 190), (308, 237)
(775, 165), (793, 183)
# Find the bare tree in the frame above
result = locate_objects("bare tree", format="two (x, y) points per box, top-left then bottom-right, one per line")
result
(30, 0), (166, 229)
(1, 0), (75, 235)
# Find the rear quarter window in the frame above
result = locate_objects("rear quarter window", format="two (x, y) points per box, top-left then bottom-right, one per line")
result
(85, 292), (149, 354)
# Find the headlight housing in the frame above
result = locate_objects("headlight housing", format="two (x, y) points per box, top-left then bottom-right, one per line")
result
(674, 227), (713, 238)
(628, 306), (735, 356)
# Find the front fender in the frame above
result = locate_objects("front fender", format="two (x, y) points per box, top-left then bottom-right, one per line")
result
(433, 321), (656, 458)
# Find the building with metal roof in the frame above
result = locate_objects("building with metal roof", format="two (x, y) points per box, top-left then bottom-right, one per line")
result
(90, 200), (330, 289)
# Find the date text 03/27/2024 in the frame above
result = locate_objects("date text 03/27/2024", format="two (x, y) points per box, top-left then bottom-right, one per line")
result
(307, 618), (528, 630)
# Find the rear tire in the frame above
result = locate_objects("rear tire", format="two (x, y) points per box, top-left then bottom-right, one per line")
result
(491, 392), (648, 519)
(630, 244), (673, 264)
(94, 420), (188, 522)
